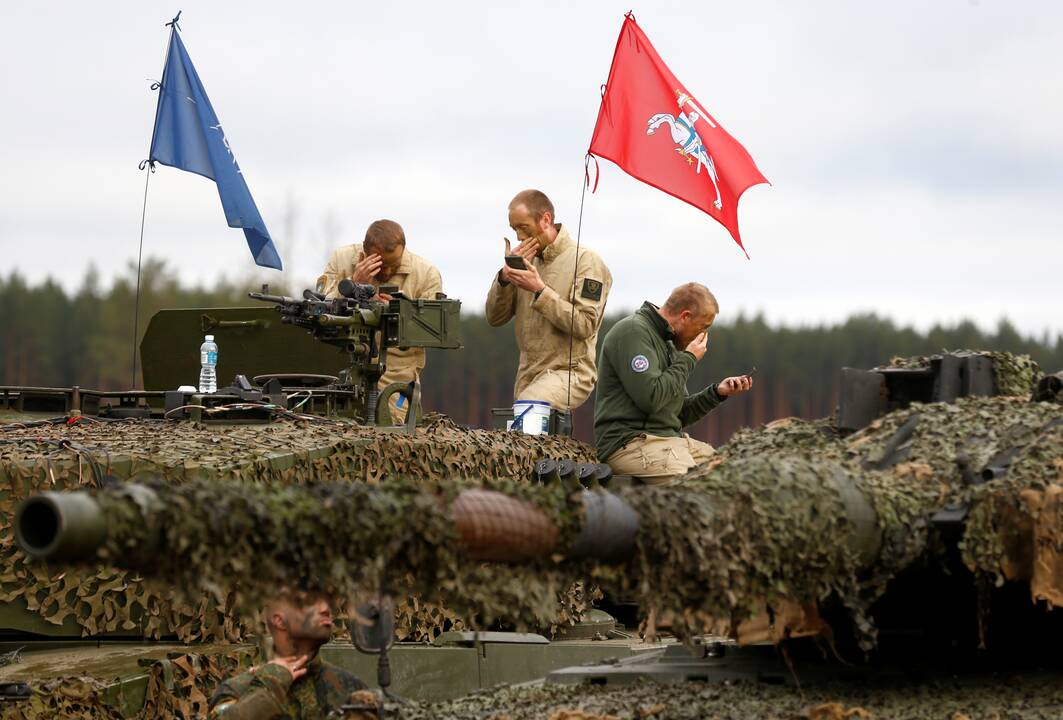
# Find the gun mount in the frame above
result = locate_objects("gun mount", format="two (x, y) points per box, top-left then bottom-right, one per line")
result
(248, 280), (462, 428)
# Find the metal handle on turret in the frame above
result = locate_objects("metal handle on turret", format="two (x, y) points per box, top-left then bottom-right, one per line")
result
(200, 314), (270, 332)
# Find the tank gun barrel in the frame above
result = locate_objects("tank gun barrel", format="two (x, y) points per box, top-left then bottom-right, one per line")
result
(16, 458), (889, 592)
(15, 482), (640, 567)
(16, 492), (108, 562)
(13, 461), (920, 643)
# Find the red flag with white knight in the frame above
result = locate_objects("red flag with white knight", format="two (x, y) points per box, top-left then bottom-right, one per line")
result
(588, 13), (768, 256)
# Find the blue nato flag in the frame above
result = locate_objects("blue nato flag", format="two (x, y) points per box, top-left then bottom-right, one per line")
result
(147, 23), (282, 270)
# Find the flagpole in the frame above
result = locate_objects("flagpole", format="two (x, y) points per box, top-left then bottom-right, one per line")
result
(129, 13), (181, 390)
(131, 164), (153, 390)
(565, 155), (594, 410)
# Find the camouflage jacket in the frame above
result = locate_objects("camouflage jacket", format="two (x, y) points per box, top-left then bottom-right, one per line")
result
(209, 657), (367, 719)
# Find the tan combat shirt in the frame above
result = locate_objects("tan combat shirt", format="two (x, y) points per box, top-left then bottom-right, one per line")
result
(485, 225), (612, 410)
(318, 243), (443, 391)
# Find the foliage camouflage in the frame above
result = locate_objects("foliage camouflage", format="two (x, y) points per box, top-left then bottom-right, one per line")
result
(382, 674), (1063, 720)
(75, 477), (582, 633)
(140, 646), (259, 720)
(5, 348), (1063, 718)
(0, 647), (258, 720)
(0, 414), (594, 642)
(18, 390), (1063, 653)
(0, 677), (124, 720)
(576, 390), (1062, 648)
(885, 350), (1043, 397)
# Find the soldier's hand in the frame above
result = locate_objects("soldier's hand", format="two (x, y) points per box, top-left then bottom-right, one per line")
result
(716, 374), (754, 397)
(685, 331), (709, 361)
(500, 238), (514, 282)
(268, 654), (310, 681)
(507, 263), (546, 294)
(352, 252), (382, 284)
(512, 237), (539, 263)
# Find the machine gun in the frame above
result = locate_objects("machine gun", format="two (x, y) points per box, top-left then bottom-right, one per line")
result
(248, 279), (462, 430)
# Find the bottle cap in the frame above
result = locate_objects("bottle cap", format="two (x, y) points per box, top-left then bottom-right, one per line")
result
(205, 335), (214, 342)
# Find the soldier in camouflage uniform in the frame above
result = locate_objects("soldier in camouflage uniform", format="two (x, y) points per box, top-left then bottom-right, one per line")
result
(210, 593), (370, 719)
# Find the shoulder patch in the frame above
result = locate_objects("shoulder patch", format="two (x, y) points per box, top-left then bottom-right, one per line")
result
(631, 354), (650, 373)
(581, 278), (604, 301)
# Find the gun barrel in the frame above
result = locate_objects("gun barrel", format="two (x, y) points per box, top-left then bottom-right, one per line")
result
(16, 491), (107, 561)
(16, 485), (163, 564)
(248, 291), (299, 305)
(13, 482), (635, 571)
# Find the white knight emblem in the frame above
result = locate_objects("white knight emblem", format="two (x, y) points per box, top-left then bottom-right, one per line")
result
(646, 90), (723, 209)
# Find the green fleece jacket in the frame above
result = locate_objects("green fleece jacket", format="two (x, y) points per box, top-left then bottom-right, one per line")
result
(594, 302), (725, 461)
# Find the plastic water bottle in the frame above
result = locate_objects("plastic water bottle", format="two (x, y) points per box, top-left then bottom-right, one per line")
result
(198, 335), (218, 394)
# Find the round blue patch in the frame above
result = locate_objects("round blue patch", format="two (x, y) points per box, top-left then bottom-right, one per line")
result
(631, 354), (650, 373)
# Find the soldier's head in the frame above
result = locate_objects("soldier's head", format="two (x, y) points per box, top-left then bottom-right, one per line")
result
(363, 219), (406, 283)
(508, 190), (558, 248)
(264, 591), (334, 651)
(660, 282), (719, 349)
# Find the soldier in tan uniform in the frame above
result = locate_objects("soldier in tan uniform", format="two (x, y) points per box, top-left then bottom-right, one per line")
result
(318, 220), (443, 422)
(486, 189), (612, 410)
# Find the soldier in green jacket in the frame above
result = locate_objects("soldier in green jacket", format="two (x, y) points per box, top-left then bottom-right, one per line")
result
(210, 592), (371, 719)
(594, 282), (753, 484)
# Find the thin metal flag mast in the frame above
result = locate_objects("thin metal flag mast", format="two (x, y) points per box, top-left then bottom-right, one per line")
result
(564, 154), (597, 411)
(131, 10), (283, 389)
(130, 161), (154, 390)
(130, 12), (180, 390)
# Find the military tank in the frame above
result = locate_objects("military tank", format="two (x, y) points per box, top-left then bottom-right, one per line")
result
(0, 285), (637, 718)
(2, 329), (1063, 714)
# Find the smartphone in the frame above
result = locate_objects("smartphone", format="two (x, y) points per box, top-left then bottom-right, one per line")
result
(505, 255), (528, 270)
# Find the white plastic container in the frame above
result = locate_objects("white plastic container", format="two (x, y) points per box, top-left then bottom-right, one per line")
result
(511, 400), (551, 436)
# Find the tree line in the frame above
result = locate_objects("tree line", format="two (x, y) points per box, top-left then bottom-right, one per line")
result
(3, 262), (1061, 446)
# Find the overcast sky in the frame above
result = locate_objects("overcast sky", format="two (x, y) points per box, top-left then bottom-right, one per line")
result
(1, 1), (1061, 335)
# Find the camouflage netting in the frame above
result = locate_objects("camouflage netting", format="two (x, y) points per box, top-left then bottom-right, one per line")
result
(137, 646), (258, 719)
(0, 677), (124, 720)
(0, 414), (594, 642)
(885, 349), (1043, 397)
(385, 674), (1063, 720)
(66, 478), (584, 633)
(0, 646), (259, 720)
(568, 390), (1063, 649)
(10, 393), (1063, 652)
(22, 387), (1063, 653)
(6, 351), (1063, 657)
